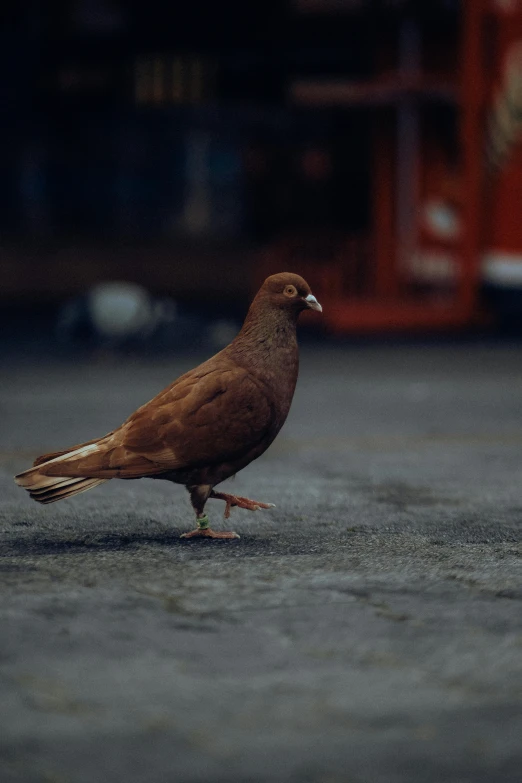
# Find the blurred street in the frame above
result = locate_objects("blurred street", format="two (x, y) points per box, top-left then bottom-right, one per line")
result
(1, 342), (521, 783)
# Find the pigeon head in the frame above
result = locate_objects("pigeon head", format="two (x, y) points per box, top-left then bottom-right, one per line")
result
(232, 272), (323, 353)
(260, 273), (322, 314)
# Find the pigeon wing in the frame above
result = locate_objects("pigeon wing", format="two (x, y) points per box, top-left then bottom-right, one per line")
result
(40, 366), (275, 479)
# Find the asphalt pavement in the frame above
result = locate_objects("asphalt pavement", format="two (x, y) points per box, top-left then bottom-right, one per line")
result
(1, 342), (521, 783)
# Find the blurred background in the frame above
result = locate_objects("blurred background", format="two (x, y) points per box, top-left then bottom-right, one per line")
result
(2, 0), (522, 355)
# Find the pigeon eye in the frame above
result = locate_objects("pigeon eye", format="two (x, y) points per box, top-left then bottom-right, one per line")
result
(284, 285), (297, 297)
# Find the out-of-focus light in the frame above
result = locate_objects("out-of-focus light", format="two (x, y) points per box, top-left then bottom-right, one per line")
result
(88, 281), (155, 339)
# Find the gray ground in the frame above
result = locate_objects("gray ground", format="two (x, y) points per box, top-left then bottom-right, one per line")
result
(1, 343), (521, 783)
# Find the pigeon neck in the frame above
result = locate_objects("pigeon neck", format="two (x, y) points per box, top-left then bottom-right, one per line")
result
(228, 300), (299, 383)
(237, 299), (298, 346)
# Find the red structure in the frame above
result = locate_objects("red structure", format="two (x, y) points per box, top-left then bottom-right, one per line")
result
(260, 0), (522, 332)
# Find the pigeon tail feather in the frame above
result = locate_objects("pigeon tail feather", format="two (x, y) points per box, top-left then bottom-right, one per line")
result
(15, 442), (108, 504)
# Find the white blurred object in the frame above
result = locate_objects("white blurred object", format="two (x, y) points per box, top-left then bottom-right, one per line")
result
(56, 281), (177, 347)
(483, 251), (522, 286)
(57, 280), (237, 352)
(88, 281), (154, 338)
(423, 199), (461, 241)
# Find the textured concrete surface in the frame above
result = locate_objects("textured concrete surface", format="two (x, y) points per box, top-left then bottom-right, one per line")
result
(1, 343), (521, 783)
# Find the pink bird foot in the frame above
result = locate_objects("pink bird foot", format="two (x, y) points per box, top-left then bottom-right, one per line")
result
(180, 513), (240, 540)
(210, 490), (276, 519)
(180, 528), (240, 540)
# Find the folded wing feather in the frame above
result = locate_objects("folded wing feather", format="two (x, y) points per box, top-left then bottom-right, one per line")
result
(16, 364), (274, 486)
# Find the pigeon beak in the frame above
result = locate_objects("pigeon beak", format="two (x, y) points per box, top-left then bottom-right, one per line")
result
(304, 294), (322, 312)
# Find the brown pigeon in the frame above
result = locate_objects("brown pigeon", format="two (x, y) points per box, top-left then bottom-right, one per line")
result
(15, 272), (322, 539)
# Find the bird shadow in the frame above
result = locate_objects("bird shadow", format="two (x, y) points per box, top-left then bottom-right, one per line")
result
(0, 529), (282, 558)
(0, 528), (327, 558)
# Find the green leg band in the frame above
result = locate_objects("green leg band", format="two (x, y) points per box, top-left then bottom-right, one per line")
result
(197, 514), (210, 531)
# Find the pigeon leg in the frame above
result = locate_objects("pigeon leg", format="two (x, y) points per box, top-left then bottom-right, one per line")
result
(180, 484), (240, 539)
(210, 490), (276, 519)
